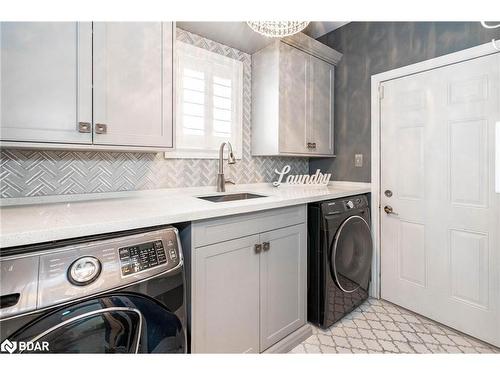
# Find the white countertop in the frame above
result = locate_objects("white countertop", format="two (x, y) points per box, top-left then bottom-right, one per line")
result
(0, 181), (370, 248)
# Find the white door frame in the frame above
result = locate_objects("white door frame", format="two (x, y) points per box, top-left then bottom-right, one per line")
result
(369, 41), (499, 298)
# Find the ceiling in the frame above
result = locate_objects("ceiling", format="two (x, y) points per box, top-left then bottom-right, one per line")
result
(177, 22), (348, 54)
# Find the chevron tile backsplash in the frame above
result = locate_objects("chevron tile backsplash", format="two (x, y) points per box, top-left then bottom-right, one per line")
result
(0, 28), (308, 198)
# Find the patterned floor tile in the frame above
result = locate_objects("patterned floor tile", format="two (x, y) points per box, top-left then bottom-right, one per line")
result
(289, 298), (499, 354)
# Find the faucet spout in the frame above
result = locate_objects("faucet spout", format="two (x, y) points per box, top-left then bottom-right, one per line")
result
(217, 142), (236, 192)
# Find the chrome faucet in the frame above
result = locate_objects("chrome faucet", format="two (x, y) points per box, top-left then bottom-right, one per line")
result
(217, 141), (236, 192)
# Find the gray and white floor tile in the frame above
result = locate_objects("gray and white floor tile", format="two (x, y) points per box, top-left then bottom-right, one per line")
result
(290, 298), (499, 354)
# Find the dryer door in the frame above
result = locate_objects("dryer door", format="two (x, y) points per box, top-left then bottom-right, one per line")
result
(8, 294), (185, 353)
(329, 215), (373, 293)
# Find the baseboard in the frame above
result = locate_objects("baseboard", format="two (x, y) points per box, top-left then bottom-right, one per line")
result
(263, 324), (312, 354)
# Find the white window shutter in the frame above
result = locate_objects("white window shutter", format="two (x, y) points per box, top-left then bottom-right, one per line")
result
(166, 42), (243, 159)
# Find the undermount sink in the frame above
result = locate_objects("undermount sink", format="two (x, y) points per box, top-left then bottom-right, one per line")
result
(197, 192), (267, 203)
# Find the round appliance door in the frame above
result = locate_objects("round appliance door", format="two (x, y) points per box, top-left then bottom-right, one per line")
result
(9, 294), (185, 354)
(329, 215), (373, 293)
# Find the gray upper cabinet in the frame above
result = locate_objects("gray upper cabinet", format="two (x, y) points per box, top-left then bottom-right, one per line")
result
(0, 22), (92, 144)
(252, 34), (341, 157)
(0, 22), (174, 151)
(278, 42), (308, 154)
(308, 55), (334, 155)
(93, 22), (173, 148)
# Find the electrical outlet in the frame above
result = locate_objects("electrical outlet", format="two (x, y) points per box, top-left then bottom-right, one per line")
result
(355, 154), (363, 167)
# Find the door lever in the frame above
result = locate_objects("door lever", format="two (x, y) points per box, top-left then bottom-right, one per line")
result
(384, 205), (399, 216)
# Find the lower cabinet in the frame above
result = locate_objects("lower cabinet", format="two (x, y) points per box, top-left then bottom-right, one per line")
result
(259, 225), (306, 351)
(189, 205), (307, 353)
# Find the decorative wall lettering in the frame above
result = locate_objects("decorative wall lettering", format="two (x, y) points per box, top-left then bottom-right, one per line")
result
(273, 165), (331, 187)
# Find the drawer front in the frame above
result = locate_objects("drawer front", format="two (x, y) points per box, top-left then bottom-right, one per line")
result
(192, 205), (306, 248)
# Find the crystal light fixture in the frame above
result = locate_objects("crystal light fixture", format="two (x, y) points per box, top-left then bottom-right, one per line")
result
(246, 21), (310, 38)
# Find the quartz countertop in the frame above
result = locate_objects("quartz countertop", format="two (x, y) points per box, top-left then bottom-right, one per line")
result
(0, 181), (370, 248)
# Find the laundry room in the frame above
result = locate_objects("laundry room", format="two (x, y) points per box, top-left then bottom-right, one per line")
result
(0, 0), (499, 374)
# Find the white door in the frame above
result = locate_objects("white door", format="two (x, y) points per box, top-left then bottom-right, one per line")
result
(308, 55), (334, 155)
(380, 53), (500, 346)
(259, 224), (307, 351)
(92, 22), (173, 148)
(192, 235), (260, 353)
(0, 22), (92, 144)
(279, 42), (308, 154)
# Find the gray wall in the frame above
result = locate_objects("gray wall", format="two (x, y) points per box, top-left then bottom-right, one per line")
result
(310, 22), (500, 182)
(0, 28), (307, 198)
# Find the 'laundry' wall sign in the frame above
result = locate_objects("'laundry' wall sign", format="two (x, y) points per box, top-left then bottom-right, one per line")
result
(273, 165), (331, 187)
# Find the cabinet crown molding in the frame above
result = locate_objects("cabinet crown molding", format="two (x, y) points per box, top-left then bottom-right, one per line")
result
(281, 32), (343, 66)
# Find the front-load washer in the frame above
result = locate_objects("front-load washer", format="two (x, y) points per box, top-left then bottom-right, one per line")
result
(0, 226), (186, 353)
(307, 195), (373, 329)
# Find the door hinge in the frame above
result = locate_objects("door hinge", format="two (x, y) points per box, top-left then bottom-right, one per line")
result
(379, 85), (385, 100)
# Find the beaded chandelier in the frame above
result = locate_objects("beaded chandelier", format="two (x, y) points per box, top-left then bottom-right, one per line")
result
(246, 21), (310, 38)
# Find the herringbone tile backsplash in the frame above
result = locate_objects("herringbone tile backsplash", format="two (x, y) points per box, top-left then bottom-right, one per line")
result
(0, 29), (308, 198)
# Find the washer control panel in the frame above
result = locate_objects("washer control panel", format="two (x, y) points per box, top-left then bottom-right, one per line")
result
(323, 195), (369, 215)
(118, 231), (180, 277)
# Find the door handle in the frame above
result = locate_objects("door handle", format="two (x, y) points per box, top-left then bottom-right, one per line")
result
(254, 244), (262, 253)
(262, 242), (270, 251)
(384, 205), (399, 216)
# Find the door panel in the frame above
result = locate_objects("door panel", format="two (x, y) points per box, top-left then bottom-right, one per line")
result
(93, 22), (173, 148)
(381, 53), (500, 346)
(279, 43), (308, 154)
(309, 55), (334, 155)
(192, 235), (260, 353)
(0, 22), (92, 144)
(259, 224), (306, 351)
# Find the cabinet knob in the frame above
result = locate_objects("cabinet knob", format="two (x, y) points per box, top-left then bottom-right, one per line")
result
(254, 244), (262, 253)
(262, 242), (270, 251)
(95, 123), (107, 134)
(78, 122), (91, 133)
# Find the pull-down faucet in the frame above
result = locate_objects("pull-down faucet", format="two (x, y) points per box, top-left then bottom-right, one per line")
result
(217, 141), (236, 192)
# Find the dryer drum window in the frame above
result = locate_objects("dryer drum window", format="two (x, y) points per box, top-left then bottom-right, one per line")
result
(330, 215), (373, 293)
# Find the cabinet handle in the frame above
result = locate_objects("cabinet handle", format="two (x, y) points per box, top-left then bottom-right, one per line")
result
(307, 142), (312, 149)
(78, 122), (91, 133)
(312, 142), (316, 148)
(95, 123), (107, 134)
(262, 242), (270, 251)
(254, 244), (262, 253)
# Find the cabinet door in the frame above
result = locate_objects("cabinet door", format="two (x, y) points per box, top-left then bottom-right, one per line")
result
(308, 55), (334, 155)
(0, 22), (92, 144)
(193, 235), (260, 353)
(278, 43), (308, 154)
(93, 22), (173, 148)
(259, 224), (307, 351)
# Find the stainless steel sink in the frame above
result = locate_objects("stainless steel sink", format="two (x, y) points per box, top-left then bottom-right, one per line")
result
(197, 192), (267, 203)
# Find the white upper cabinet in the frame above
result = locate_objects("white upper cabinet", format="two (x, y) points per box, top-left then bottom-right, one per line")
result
(0, 22), (92, 144)
(93, 22), (173, 148)
(252, 34), (341, 157)
(0, 22), (174, 152)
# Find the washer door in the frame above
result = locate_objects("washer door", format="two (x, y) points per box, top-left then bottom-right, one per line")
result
(329, 215), (373, 293)
(9, 294), (185, 353)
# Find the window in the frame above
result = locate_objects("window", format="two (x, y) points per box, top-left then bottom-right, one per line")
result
(165, 42), (243, 159)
